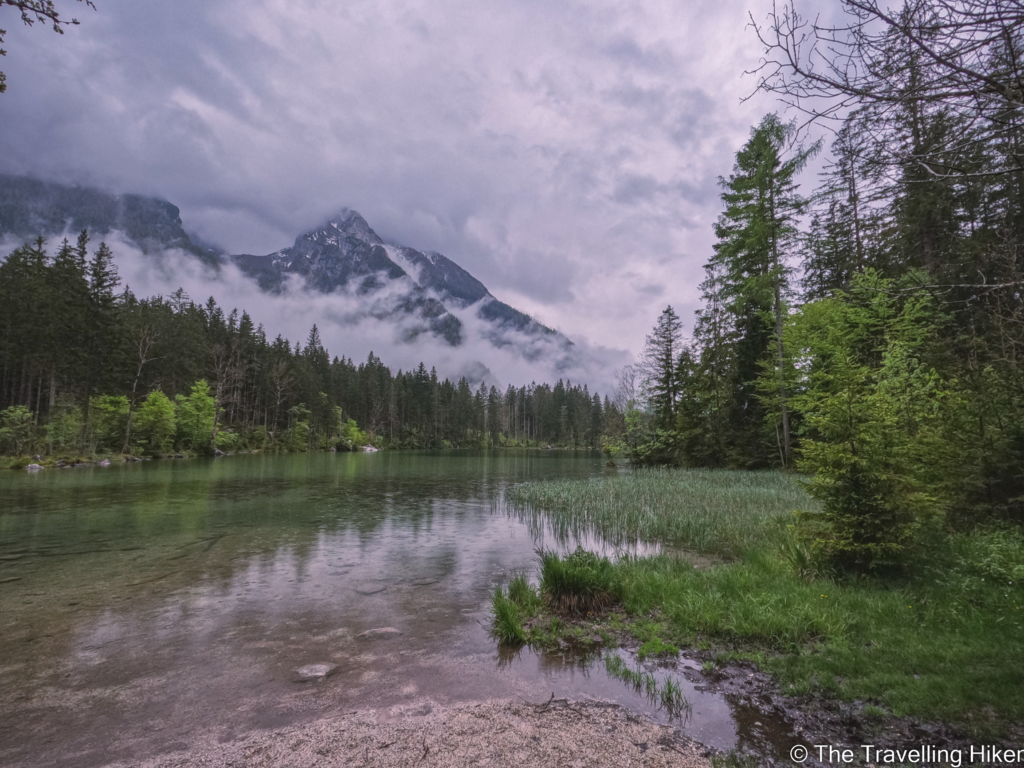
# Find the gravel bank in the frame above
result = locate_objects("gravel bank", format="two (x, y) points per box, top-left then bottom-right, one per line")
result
(106, 699), (712, 768)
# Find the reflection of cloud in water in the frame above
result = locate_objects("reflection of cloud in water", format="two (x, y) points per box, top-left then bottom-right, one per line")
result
(0, 452), (796, 766)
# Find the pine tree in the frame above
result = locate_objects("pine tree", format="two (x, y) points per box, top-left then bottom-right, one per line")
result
(641, 305), (683, 430)
(711, 113), (818, 467)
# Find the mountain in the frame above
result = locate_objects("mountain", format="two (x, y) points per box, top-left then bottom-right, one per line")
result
(231, 209), (560, 348)
(0, 174), (220, 266)
(0, 175), (569, 359)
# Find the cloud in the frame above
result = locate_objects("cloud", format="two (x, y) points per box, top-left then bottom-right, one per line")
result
(99, 235), (630, 395)
(0, 0), (780, 362)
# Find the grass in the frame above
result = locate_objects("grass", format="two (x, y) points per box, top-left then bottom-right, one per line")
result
(495, 467), (1024, 738)
(538, 547), (621, 614)
(604, 652), (691, 717)
(505, 467), (808, 557)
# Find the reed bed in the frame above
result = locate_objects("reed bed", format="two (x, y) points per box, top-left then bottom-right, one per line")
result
(504, 467), (813, 556)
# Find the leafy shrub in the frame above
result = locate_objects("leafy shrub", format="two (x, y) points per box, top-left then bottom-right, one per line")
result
(133, 391), (176, 454)
(89, 395), (128, 451)
(174, 381), (215, 452)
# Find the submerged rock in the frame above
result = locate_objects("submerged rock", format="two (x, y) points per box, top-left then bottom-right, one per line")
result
(95, 459), (111, 467)
(354, 583), (388, 595)
(292, 663), (339, 682)
(356, 627), (402, 640)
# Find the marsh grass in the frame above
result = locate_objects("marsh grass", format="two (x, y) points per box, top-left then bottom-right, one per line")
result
(539, 547), (621, 614)
(490, 585), (529, 645)
(500, 469), (1024, 736)
(605, 652), (691, 717)
(491, 573), (545, 645)
(505, 467), (810, 556)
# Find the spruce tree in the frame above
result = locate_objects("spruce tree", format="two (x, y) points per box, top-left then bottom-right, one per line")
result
(710, 114), (818, 467)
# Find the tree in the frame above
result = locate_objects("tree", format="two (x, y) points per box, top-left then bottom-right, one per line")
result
(640, 306), (683, 429)
(752, 0), (1024, 179)
(174, 380), (215, 452)
(711, 113), (818, 466)
(789, 271), (946, 570)
(133, 390), (175, 454)
(0, 0), (95, 93)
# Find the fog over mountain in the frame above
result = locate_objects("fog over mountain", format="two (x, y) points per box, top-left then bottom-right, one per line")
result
(0, 174), (627, 392)
(0, 0), (786, 369)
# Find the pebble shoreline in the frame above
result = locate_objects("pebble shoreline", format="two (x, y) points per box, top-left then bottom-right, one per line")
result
(102, 699), (712, 768)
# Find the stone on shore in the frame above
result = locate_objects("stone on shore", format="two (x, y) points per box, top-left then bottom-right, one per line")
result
(356, 627), (402, 640)
(292, 663), (339, 682)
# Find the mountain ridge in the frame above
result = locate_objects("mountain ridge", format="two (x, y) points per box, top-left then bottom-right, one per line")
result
(0, 174), (568, 356)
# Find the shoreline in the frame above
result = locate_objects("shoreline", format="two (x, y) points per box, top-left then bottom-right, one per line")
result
(99, 698), (712, 768)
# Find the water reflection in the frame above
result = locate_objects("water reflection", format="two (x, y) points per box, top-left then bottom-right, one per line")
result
(0, 451), (795, 768)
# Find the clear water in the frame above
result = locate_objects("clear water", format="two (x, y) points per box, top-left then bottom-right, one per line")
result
(0, 451), (794, 767)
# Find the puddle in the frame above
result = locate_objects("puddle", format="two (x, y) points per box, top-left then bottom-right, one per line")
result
(0, 451), (800, 767)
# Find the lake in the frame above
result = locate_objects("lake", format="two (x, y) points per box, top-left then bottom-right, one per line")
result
(0, 451), (791, 767)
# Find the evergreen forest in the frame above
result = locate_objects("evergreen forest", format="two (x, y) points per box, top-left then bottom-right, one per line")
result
(0, 233), (608, 459)
(613, 2), (1024, 570)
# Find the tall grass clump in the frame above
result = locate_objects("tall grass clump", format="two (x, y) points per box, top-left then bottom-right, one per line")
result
(539, 547), (621, 614)
(491, 573), (543, 645)
(505, 467), (812, 556)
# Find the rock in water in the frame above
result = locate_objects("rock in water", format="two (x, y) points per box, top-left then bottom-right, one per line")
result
(293, 663), (339, 682)
(95, 459), (111, 466)
(24, 464), (43, 471)
(356, 627), (402, 640)
(354, 582), (388, 595)
(362, 445), (379, 453)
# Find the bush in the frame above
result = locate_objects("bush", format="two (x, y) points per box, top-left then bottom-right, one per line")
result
(174, 380), (215, 452)
(0, 405), (36, 455)
(46, 395), (83, 453)
(133, 391), (176, 454)
(89, 395), (128, 451)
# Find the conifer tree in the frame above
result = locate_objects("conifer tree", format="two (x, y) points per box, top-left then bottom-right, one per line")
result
(710, 113), (818, 466)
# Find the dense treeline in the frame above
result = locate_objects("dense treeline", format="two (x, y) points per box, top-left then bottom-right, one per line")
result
(0, 233), (610, 457)
(621, 1), (1023, 569)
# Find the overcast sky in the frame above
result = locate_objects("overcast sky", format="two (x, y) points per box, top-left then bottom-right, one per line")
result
(0, 0), (792, 369)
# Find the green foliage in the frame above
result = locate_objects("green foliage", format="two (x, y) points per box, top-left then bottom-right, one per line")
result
(174, 380), (215, 453)
(214, 429), (239, 451)
(637, 636), (680, 659)
(490, 583), (531, 645)
(45, 395), (82, 453)
(89, 395), (128, 451)
(789, 272), (945, 570)
(506, 573), (543, 613)
(335, 418), (367, 451)
(538, 547), (621, 614)
(640, 306), (684, 430)
(133, 390), (176, 454)
(508, 469), (1024, 735)
(0, 405), (36, 455)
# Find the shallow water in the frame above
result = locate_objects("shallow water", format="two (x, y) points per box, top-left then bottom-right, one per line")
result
(0, 451), (794, 767)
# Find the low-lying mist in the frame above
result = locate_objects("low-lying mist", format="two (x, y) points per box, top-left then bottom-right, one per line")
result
(100, 235), (629, 394)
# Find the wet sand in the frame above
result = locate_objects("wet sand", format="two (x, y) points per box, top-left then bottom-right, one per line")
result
(102, 698), (712, 768)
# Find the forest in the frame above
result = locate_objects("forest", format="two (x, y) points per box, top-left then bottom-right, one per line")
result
(0, 235), (609, 459)
(612, 0), (1023, 569)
